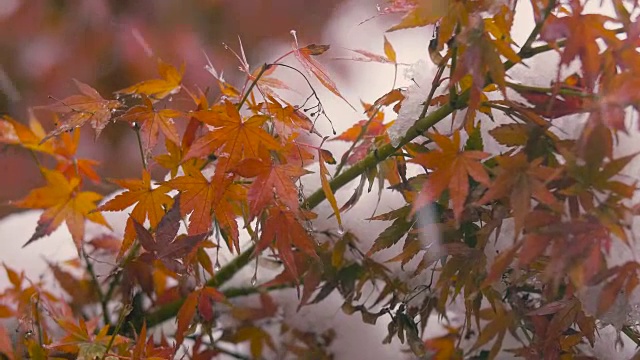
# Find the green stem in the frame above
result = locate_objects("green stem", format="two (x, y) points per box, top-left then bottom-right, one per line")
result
(82, 247), (110, 327)
(622, 325), (640, 347)
(101, 303), (131, 360)
(505, 81), (593, 98)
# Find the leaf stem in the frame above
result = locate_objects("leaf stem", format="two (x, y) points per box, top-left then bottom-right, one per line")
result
(101, 303), (131, 360)
(133, 125), (147, 170)
(237, 63), (270, 111)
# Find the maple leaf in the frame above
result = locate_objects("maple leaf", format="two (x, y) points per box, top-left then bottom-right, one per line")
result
(185, 101), (281, 168)
(234, 156), (310, 219)
(423, 327), (461, 360)
(470, 305), (519, 358)
(0, 114), (56, 155)
(39, 80), (121, 141)
(588, 72), (640, 131)
(452, 16), (513, 126)
(334, 36), (398, 64)
(0, 114), (101, 182)
(291, 36), (355, 110)
(332, 112), (391, 164)
(155, 116), (207, 178)
(117, 58), (184, 100)
(97, 170), (173, 257)
(319, 148), (342, 228)
(166, 166), (245, 252)
(128, 322), (174, 360)
(50, 316), (128, 357)
(476, 151), (561, 235)
(233, 326), (277, 359)
(263, 95), (316, 137)
(175, 286), (225, 346)
(48, 263), (98, 307)
(257, 206), (318, 278)
(13, 169), (110, 250)
(132, 195), (210, 273)
(540, 3), (619, 90)
(118, 96), (182, 154)
(386, 0), (449, 32)
(410, 131), (490, 222)
(53, 130), (101, 183)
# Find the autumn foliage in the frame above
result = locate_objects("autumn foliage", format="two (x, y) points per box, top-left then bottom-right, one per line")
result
(3, 0), (640, 358)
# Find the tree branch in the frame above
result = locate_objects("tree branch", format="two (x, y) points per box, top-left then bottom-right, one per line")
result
(143, 29), (603, 330)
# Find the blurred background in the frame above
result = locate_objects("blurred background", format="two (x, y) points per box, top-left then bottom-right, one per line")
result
(0, 0), (358, 217)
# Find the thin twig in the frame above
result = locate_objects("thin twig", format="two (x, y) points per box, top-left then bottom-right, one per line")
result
(237, 63), (270, 111)
(133, 124), (147, 170)
(82, 247), (110, 327)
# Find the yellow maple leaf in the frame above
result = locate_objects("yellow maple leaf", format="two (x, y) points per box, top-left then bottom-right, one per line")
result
(14, 169), (110, 250)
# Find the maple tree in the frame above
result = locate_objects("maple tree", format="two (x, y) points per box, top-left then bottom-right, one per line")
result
(3, 0), (640, 358)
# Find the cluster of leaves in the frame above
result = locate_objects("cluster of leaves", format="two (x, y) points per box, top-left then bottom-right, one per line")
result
(2, 0), (640, 358)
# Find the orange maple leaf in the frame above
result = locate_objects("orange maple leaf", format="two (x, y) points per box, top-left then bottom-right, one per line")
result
(13, 169), (110, 250)
(53, 130), (101, 183)
(118, 96), (182, 154)
(0, 114), (101, 182)
(40, 80), (121, 141)
(234, 157), (310, 219)
(410, 131), (490, 221)
(175, 286), (226, 347)
(257, 206), (318, 278)
(97, 170), (173, 256)
(117, 58), (183, 100)
(477, 152), (561, 235)
(185, 101), (281, 168)
(166, 166), (245, 252)
(385, 0), (449, 32)
(291, 39), (355, 110)
(0, 114), (56, 155)
(263, 95), (315, 137)
(540, 4), (618, 91)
